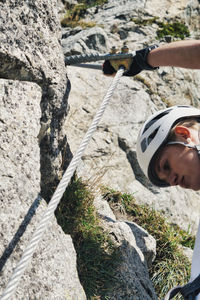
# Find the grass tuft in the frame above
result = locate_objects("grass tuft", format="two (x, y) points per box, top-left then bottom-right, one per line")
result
(102, 187), (195, 299)
(61, 0), (107, 28)
(55, 176), (120, 299)
(133, 17), (159, 26)
(61, 19), (96, 29)
(55, 175), (195, 299)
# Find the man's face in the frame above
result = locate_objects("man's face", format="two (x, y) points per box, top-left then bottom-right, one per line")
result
(155, 144), (200, 190)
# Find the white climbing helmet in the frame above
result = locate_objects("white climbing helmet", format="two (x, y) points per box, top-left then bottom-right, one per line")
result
(136, 105), (200, 187)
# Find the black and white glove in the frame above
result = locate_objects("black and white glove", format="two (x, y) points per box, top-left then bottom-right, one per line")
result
(103, 45), (159, 76)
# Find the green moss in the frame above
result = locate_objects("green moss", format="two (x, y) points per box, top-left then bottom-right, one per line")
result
(55, 176), (120, 299)
(102, 187), (195, 299)
(132, 16), (190, 40)
(156, 21), (190, 40)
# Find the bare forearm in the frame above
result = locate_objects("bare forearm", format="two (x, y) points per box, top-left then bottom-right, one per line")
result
(147, 40), (200, 69)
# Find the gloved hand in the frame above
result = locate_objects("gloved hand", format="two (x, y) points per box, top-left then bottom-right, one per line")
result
(102, 44), (159, 76)
(102, 60), (116, 75)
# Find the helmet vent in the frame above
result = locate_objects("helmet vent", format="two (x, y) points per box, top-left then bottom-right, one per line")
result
(142, 109), (172, 134)
(141, 138), (147, 152)
(141, 128), (159, 152)
(147, 128), (159, 145)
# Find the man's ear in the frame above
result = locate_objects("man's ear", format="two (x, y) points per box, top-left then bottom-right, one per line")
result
(174, 125), (191, 139)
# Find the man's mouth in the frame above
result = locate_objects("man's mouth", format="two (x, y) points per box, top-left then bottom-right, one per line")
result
(180, 176), (189, 189)
(179, 176), (185, 187)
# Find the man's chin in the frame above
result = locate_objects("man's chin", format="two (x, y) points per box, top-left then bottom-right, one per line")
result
(190, 184), (200, 191)
(179, 182), (200, 191)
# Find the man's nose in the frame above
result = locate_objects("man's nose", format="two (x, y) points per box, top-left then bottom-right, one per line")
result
(168, 172), (178, 186)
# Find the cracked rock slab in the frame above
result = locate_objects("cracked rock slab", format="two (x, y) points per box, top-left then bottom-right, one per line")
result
(0, 79), (86, 299)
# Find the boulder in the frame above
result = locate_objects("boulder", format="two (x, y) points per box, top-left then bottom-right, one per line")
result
(105, 220), (157, 300)
(94, 195), (157, 300)
(182, 0), (200, 38)
(62, 26), (110, 56)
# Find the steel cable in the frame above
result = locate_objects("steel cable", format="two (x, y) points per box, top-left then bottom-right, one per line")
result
(65, 52), (135, 65)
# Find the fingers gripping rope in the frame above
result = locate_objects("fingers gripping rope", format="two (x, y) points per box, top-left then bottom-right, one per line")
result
(0, 67), (125, 300)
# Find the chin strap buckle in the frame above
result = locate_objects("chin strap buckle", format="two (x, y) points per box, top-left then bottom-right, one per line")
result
(195, 145), (200, 156)
(168, 141), (200, 157)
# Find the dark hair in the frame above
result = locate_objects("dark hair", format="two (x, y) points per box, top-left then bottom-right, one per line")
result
(167, 117), (200, 142)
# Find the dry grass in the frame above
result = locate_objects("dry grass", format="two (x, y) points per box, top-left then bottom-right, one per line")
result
(102, 187), (194, 299)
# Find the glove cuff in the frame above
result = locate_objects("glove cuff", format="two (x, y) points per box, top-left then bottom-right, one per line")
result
(136, 44), (159, 70)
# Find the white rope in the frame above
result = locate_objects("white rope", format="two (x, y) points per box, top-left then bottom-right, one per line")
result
(0, 67), (124, 300)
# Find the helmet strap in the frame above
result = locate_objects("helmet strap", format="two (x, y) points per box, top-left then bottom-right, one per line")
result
(167, 141), (200, 156)
(195, 145), (200, 156)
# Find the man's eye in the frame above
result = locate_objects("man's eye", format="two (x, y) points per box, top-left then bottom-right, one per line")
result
(164, 161), (170, 171)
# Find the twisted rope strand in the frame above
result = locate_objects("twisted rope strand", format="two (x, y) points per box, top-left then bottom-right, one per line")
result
(0, 67), (124, 300)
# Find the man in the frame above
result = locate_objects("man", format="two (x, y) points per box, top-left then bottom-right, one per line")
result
(104, 39), (200, 299)
(103, 40), (200, 190)
(136, 105), (200, 190)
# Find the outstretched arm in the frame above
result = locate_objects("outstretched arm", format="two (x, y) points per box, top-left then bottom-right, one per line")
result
(103, 40), (200, 76)
(148, 40), (200, 69)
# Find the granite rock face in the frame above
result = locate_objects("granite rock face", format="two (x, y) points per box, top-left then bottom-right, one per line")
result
(0, 0), (72, 199)
(0, 1), (86, 299)
(0, 79), (86, 299)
